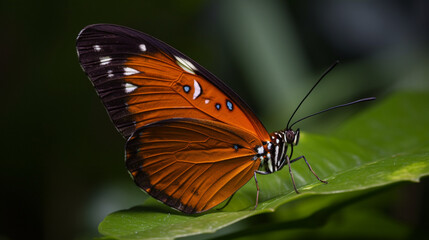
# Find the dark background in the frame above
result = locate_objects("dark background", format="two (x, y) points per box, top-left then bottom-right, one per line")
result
(1, 0), (428, 239)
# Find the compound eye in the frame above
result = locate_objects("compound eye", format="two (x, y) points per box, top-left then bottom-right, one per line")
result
(293, 129), (300, 146)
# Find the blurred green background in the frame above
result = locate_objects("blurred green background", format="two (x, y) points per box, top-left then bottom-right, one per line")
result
(1, 0), (428, 239)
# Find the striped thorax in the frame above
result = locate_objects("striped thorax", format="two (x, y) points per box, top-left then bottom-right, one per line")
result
(256, 129), (300, 174)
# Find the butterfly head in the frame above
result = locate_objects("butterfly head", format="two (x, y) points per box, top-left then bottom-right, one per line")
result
(285, 128), (300, 146)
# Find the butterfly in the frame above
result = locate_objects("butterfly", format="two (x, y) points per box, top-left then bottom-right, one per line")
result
(76, 24), (373, 214)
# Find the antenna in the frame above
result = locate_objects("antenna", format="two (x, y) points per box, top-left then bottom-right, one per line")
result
(288, 97), (376, 129)
(286, 60), (339, 129)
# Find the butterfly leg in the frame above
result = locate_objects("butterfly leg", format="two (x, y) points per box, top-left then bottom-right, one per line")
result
(216, 193), (236, 211)
(253, 171), (260, 210)
(286, 155), (300, 194)
(290, 155), (328, 184)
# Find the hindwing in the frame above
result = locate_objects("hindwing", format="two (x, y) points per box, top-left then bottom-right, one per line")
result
(126, 118), (261, 213)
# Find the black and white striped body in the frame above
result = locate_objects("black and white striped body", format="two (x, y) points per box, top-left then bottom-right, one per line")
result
(255, 129), (300, 174)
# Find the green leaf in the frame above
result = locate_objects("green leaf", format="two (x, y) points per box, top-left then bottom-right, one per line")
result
(98, 92), (429, 239)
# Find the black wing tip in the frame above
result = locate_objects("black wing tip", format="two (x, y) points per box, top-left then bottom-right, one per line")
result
(77, 23), (123, 44)
(77, 23), (107, 41)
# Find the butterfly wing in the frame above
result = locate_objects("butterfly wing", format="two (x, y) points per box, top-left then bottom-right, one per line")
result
(126, 118), (261, 213)
(76, 24), (269, 140)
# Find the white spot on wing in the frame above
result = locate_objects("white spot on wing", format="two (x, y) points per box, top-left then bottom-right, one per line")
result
(125, 83), (137, 93)
(193, 80), (201, 100)
(257, 146), (264, 154)
(139, 44), (147, 52)
(205, 99), (210, 104)
(175, 56), (196, 74)
(94, 45), (101, 52)
(123, 67), (140, 76)
(107, 70), (114, 78)
(99, 56), (111, 65)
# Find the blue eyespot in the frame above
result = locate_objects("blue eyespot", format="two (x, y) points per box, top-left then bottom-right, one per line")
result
(183, 85), (191, 93)
(233, 144), (242, 151)
(215, 103), (221, 110)
(226, 100), (233, 111)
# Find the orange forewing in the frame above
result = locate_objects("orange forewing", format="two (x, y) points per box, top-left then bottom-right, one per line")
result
(126, 118), (262, 213)
(76, 24), (270, 141)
